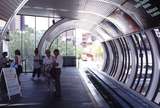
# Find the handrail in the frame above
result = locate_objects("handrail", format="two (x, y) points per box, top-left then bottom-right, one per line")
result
(87, 68), (160, 108)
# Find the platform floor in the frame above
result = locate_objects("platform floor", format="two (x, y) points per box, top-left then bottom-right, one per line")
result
(0, 67), (95, 108)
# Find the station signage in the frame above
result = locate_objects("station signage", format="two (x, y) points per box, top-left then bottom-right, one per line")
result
(134, 0), (160, 18)
(1, 68), (21, 100)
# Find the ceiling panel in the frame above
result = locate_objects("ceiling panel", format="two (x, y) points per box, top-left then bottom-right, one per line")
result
(0, 0), (23, 21)
(84, 0), (116, 16)
(25, 0), (83, 10)
(20, 0), (116, 17)
(19, 0), (118, 31)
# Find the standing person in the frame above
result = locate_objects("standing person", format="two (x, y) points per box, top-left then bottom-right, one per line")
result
(15, 49), (22, 84)
(53, 49), (63, 97)
(0, 52), (9, 70)
(43, 49), (54, 91)
(32, 48), (41, 80)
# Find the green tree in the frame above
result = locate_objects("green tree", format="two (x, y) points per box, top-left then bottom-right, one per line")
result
(8, 26), (35, 71)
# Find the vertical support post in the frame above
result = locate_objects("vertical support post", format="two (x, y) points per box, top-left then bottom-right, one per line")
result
(21, 30), (23, 58)
(75, 29), (77, 57)
(35, 16), (36, 48)
(66, 31), (67, 56)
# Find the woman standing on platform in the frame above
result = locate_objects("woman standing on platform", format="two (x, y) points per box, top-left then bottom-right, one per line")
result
(52, 49), (63, 97)
(43, 49), (54, 91)
(14, 49), (22, 84)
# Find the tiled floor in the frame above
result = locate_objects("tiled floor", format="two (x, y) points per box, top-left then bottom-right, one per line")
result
(0, 67), (95, 108)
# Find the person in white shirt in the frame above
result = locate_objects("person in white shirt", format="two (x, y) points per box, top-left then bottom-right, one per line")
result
(32, 48), (41, 80)
(53, 49), (63, 97)
(43, 49), (54, 90)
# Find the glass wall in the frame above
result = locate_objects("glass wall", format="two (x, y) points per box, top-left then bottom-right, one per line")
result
(50, 30), (76, 56)
(22, 16), (35, 72)
(66, 30), (76, 56)
(0, 19), (7, 52)
(35, 17), (48, 47)
(0, 19), (6, 29)
(8, 15), (104, 72)
(8, 15), (61, 72)
(50, 29), (104, 70)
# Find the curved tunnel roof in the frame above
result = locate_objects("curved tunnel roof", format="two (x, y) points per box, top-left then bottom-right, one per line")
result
(38, 18), (114, 51)
(19, 0), (160, 30)
(17, 0), (160, 49)
(0, 0), (28, 39)
(1, 0), (160, 41)
(0, 0), (24, 21)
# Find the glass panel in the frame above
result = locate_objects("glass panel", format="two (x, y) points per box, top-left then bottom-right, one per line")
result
(66, 30), (76, 56)
(8, 30), (21, 57)
(50, 38), (58, 52)
(77, 31), (104, 70)
(41, 40), (50, 56)
(9, 15), (36, 72)
(49, 29), (104, 70)
(36, 17), (48, 47)
(0, 19), (6, 30)
(8, 15), (22, 58)
(48, 18), (53, 27)
(58, 32), (67, 56)
(22, 16), (35, 72)
(50, 30), (76, 56)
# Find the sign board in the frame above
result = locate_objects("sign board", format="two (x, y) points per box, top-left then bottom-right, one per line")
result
(1, 68), (21, 100)
(130, 0), (160, 28)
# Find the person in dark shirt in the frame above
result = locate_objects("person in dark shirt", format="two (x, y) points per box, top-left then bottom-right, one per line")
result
(0, 52), (9, 70)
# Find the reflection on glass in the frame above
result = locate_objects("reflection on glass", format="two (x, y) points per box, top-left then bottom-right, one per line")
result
(49, 29), (104, 70)
(66, 30), (76, 56)
(8, 15), (55, 72)
(36, 17), (48, 47)
(22, 16), (35, 72)
(50, 30), (76, 56)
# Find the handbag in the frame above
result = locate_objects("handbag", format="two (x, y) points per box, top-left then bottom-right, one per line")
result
(51, 68), (60, 79)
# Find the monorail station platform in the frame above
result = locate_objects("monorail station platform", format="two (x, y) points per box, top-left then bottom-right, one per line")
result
(0, 67), (95, 108)
(1, 0), (160, 107)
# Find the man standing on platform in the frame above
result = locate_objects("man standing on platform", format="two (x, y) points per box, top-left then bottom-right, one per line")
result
(53, 49), (63, 97)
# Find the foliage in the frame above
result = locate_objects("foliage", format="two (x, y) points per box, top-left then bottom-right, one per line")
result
(50, 36), (77, 56)
(8, 26), (42, 71)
